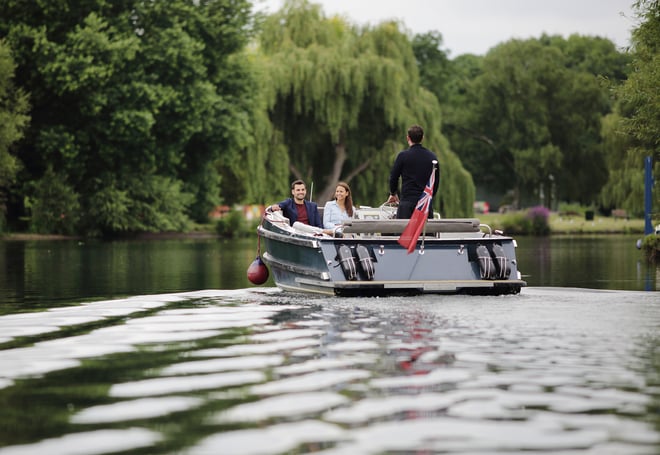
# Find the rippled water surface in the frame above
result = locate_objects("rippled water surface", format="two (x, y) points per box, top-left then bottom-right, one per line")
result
(0, 287), (658, 454)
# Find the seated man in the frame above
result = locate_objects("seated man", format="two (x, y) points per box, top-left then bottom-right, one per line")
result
(268, 179), (324, 229)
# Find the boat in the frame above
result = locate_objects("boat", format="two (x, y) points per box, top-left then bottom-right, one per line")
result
(255, 205), (526, 296)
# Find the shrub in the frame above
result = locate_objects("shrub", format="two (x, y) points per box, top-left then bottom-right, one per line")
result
(497, 212), (532, 235)
(526, 205), (551, 235)
(87, 176), (193, 236)
(493, 206), (551, 235)
(30, 169), (80, 235)
(558, 202), (585, 216)
(215, 210), (246, 238)
(641, 234), (659, 262)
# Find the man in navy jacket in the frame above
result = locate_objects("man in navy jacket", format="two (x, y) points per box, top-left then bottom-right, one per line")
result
(387, 125), (440, 219)
(269, 179), (323, 228)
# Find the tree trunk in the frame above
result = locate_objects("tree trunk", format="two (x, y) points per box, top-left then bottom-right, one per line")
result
(316, 134), (348, 204)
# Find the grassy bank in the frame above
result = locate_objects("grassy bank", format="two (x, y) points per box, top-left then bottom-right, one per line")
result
(1, 212), (651, 239)
(479, 212), (647, 235)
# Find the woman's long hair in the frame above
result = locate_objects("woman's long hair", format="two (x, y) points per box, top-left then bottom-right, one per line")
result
(336, 181), (354, 217)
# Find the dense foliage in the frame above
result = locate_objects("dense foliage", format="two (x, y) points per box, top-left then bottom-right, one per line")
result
(423, 35), (631, 209)
(0, 38), (29, 232)
(253, 0), (474, 215)
(641, 233), (660, 261)
(0, 0), (657, 235)
(0, 0), (255, 235)
(601, 0), (660, 215)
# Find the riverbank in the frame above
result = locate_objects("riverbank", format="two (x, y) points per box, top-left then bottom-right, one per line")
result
(1, 230), (219, 241)
(480, 213), (647, 235)
(0, 214), (651, 240)
(1, 233), (84, 241)
(1, 221), (223, 241)
(550, 215), (646, 234)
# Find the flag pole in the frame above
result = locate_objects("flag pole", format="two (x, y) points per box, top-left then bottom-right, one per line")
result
(419, 160), (438, 255)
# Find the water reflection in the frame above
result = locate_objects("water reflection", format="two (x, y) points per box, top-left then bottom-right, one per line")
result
(0, 288), (658, 454)
(0, 239), (263, 311)
(517, 235), (658, 291)
(1, 235), (657, 316)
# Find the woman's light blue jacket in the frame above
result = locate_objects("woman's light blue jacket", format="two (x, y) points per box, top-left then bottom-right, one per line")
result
(323, 200), (354, 229)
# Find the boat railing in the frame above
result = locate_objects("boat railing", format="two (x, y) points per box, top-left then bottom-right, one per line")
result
(265, 209), (500, 239)
(340, 218), (481, 235)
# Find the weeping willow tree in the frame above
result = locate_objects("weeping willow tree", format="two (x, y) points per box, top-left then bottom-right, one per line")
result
(251, 0), (474, 216)
(601, 0), (659, 216)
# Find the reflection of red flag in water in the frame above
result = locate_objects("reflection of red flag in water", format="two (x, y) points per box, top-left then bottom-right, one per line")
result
(397, 163), (436, 254)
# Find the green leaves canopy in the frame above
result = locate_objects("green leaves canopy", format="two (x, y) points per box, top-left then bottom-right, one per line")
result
(253, 0), (474, 216)
(601, 0), (660, 215)
(441, 36), (622, 208)
(0, 39), (29, 198)
(2, 0), (254, 234)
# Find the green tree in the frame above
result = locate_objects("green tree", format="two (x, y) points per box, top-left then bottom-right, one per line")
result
(0, 38), (29, 230)
(226, 54), (291, 206)
(600, 111), (638, 211)
(542, 33), (631, 81)
(435, 55), (494, 193)
(1, 0), (255, 234)
(255, 0), (474, 216)
(601, 0), (659, 216)
(469, 41), (565, 205)
(412, 31), (452, 103)
(443, 37), (616, 208)
(29, 167), (80, 235)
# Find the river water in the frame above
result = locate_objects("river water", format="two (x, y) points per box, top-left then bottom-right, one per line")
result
(0, 236), (658, 454)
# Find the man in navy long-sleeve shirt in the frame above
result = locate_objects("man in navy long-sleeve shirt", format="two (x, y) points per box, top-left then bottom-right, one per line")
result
(387, 125), (440, 219)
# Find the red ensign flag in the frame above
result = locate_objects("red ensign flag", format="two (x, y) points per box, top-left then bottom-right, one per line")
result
(397, 163), (436, 254)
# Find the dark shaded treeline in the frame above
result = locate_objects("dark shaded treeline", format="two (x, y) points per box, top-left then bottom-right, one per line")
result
(0, 0), (657, 236)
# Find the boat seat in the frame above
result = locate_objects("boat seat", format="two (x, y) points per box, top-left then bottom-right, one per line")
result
(340, 218), (481, 234)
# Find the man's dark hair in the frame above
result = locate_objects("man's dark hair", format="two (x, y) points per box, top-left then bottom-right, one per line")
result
(291, 179), (306, 190)
(407, 125), (424, 143)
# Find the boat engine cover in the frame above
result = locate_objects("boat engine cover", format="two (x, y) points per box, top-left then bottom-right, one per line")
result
(337, 244), (358, 280)
(490, 244), (511, 279)
(355, 244), (375, 280)
(476, 244), (496, 280)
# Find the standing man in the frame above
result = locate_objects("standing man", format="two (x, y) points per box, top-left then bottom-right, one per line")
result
(387, 125), (440, 219)
(269, 179), (323, 228)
